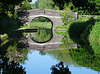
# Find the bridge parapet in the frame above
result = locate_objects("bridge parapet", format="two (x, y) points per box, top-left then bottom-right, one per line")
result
(18, 9), (78, 17)
(27, 9), (60, 16)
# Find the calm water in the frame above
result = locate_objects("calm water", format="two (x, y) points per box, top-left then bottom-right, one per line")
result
(1, 28), (100, 74)
(22, 50), (99, 74)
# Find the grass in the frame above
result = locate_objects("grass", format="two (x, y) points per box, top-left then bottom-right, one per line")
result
(54, 25), (67, 29)
(30, 22), (52, 28)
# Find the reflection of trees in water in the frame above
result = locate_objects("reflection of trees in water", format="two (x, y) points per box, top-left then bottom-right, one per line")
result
(43, 49), (78, 66)
(30, 28), (52, 43)
(0, 61), (26, 74)
(50, 61), (71, 74)
(5, 49), (29, 64)
(68, 17), (100, 72)
(0, 32), (29, 73)
(69, 17), (96, 53)
(70, 48), (100, 72)
(0, 48), (27, 74)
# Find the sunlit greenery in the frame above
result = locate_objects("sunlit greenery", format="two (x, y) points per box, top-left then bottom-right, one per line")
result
(30, 17), (52, 29)
(34, 0), (59, 10)
(52, 0), (100, 15)
(70, 48), (100, 71)
(54, 16), (100, 72)
(30, 22), (52, 28)
(43, 49), (77, 66)
(68, 16), (100, 53)
(30, 28), (52, 43)
(0, 31), (29, 63)
(89, 17), (100, 54)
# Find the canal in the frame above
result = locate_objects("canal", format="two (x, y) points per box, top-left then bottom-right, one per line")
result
(0, 17), (100, 74)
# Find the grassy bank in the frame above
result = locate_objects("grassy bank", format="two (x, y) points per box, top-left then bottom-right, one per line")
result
(30, 22), (52, 29)
(68, 16), (100, 54)
(55, 16), (100, 54)
(54, 16), (100, 72)
(89, 17), (100, 54)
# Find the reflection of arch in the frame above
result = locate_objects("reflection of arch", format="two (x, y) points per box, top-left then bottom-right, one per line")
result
(30, 16), (53, 43)
(30, 28), (53, 43)
(26, 33), (64, 50)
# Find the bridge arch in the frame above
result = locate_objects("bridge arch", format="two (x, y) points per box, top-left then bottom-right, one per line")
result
(28, 14), (63, 28)
(18, 9), (78, 28)
(29, 16), (53, 29)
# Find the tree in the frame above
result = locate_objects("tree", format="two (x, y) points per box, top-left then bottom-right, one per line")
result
(34, 0), (59, 10)
(21, 1), (33, 10)
(52, 0), (100, 15)
(0, 0), (25, 15)
(71, 0), (100, 15)
(52, 0), (71, 10)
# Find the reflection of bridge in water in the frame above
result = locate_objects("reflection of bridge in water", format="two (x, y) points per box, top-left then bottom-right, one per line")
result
(19, 32), (77, 51)
(27, 32), (64, 50)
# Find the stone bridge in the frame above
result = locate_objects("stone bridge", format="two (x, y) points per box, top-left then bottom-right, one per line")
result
(18, 9), (78, 28)
(18, 9), (78, 50)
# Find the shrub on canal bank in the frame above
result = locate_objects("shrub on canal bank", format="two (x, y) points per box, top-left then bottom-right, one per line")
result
(0, 15), (22, 34)
(89, 16), (100, 54)
(55, 16), (100, 54)
(68, 16), (100, 54)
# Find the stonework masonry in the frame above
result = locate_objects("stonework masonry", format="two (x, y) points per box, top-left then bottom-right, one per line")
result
(18, 9), (78, 28)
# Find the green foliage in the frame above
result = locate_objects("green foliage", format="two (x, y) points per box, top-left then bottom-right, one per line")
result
(32, 17), (50, 22)
(52, 0), (71, 10)
(52, 0), (100, 15)
(0, 62), (26, 74)
(68, 16), (100, 53)
(34, 0), (59, 10)
(30, 17), (52, 28)
(70, 48), (100, 71)
(0, 15), (22, 34)
(59, 8), (74, 25)
(89, 16), (100, 54)
(0, 0), (25, 15)
(54, 25), (67, 29)
(54, 24), (76, 49)
(21, 1), (33, 10)
(0, 31), (29, 64)
(30, 28), (52, 43)
(89, 17), (100, 40)
(44, 49), (76, 65)
(30, 22), (52, 28)
(71, 0), (100, 15)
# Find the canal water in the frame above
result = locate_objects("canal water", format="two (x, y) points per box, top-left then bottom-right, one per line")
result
(22, 50), (98, 74)
(0, 28), (100, 74)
